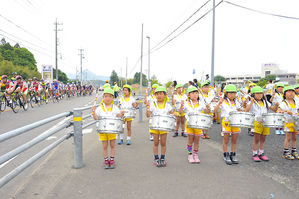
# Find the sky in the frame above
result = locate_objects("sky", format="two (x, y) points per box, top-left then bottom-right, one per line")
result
(0, 0), (299, 84)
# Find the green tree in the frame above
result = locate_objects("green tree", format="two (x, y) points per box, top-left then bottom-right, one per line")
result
(110, 70), (119, 84)
(214, 75), (226, 83)
(265, 75), (276, 81)
(165, 81), (173, 88)
(133, 72), (147, 86)
(53, 69), (69, 83)
(257, 78), (267, 87)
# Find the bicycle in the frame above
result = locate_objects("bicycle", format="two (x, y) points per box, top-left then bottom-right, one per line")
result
(11, 92), (28, 113)
(29, 91), (41, 108)
(40, 91), (48, 105)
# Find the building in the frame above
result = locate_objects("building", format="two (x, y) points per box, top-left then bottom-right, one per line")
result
(224, 64), (298, 86)
(225, 74), (261, 86)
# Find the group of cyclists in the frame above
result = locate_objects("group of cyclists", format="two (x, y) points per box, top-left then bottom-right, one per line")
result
(0, 72), (94, 113)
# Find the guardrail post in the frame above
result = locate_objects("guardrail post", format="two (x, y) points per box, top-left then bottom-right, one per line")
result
(73, 108), (83, 168)
(138, 99), (143, 122)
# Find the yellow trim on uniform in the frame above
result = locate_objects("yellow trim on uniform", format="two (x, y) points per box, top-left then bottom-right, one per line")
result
(73, 117), (82, 121)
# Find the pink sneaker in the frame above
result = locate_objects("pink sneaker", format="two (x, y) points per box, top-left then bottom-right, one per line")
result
(193, 153), (200, 164)
(258, 153), (269, 161)
(252, 154), (261, 162)
(188, 154), (195, 163)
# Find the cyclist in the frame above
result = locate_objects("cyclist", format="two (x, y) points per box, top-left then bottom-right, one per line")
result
(8, 76), (28, 109)
(40, 79), (49, 102)
(11, 72), (17, 83)
(52, 79), (59, 99)
(31, 77), (42, 100)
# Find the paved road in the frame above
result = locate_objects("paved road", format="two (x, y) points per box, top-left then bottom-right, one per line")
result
(0, 96), (298, 199)
(0, 93), (97, 198)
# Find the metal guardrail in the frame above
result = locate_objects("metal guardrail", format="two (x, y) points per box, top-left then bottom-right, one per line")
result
(0, 95), (146, 189)
(0, 103), (100, 189)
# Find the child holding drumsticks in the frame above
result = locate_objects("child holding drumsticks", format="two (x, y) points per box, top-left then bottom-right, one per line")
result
(214, 84), (243, 165)
(245, 86), (278, 162)
(92, 88), (124, 169)
(118, 85), (139, 145)
(277, 86), (299, 160)
(179, 86), (211, 164)
(146, 86), (177, 167)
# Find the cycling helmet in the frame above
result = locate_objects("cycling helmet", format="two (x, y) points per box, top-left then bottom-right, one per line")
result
(1, 75), (7, 79)
(16, 75), (22, 80)
(12, 72), (17, 75)
(33, 77), (37, 80)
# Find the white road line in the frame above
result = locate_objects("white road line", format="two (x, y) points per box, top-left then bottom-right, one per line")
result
(83, 128), (93, 135)
(0, 155), (18, 169)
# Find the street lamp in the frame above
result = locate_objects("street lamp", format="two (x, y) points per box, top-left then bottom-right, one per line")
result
(146, 36), (151, 89)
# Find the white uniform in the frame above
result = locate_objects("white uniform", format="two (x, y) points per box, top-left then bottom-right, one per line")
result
(149, 101), (173, 115)
(119, 96), (136, 109)
(95, 104), (121, 117)
(220, 100), (242, 120)
(247, 100), (271, 122)
(173, 94), (187, 111)
(272, 93), (284, 104)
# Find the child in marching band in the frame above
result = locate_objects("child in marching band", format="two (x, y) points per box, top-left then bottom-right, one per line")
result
(277, 86), (299, 160)
(92, 88), (125, 169)
(145, 84), (159, 141)
(172, 84), (187, 137)
(118, 85), (139, 145)
(294, 85), (299, 105)
(200, 80), (215, 139)
(270, 83), (285, 135)
(245, 86), (278, 162)
(146, 86), (177, 167)
(179, 86), (211, 163)
(215, 84), (243, 165)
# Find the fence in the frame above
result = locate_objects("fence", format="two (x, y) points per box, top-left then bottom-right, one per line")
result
(0, 96), (146, 189)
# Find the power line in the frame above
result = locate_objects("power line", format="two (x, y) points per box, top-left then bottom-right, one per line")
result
(0, 33), (53, 58)
(0, 28), (53, 54)
(151, 0), (223, 54)
(0, 14), (52, 47)
(151, 0), (211, 51)
(224, 1), (299, 20)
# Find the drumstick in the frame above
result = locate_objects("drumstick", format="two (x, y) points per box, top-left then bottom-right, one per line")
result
(94, 94), (98, 106)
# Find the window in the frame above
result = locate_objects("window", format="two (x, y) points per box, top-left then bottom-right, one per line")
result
(231, 78), (236, 80)
(238, 77), (244, 80)
(265, 71), (271, 76)
(246, 77), (252, 80)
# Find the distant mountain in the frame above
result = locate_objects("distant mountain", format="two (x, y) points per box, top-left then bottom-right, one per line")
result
(67, 69), (109, 81)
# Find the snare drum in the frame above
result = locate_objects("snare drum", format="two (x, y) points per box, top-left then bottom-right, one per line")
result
(262, 113), (284, 128)
(97, 116), (124, 134)
(123, 108), (136, 119)
(150, 114), (176, 132)
(187, 113), (213, 130)
(293, 115), (299, 131)
(228, 112), (255, 128)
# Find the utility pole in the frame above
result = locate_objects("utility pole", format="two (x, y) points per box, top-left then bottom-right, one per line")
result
(139, 24), (144, 95)
(54, 18), (63, 80)
(211, 0), (216, 86)
(126, 57), (128, 84)
(139, 24), (144, 123)
(146, 36), (151, 89)
(78, 49), (84, 86)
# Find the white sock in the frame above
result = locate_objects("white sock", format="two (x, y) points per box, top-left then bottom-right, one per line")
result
(259, 149), (264, 155)
(253, 150), (258, 155)
(127, 136), (131, 140)
(119, 134), (124, 140)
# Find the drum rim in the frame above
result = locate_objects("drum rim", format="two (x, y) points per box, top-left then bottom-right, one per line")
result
(262, 113), (284, 116)
(229, 111), (255, 116)
(188, 113), (213, 118)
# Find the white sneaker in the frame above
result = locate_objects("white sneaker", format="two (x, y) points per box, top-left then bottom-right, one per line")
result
(24, 104), (28, 109)
(149, 135), (153, 141)
(221, 132), (224, 137)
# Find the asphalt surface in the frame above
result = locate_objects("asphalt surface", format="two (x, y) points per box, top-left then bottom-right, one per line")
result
(0, 95), (298, 199)
(0, 93), (97, 198)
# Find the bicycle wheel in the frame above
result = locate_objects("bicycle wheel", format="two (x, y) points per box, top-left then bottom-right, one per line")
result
(21, 97), (28, 111)
(40, 92), (45, 105)
(30, 95), (35, 108)
(0, 95), (6, 112)
(11, 98), (20, 113)
(36, 96), (41, 107)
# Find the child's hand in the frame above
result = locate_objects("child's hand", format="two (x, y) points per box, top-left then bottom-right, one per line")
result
(218, 97), (224, 105)
(92, 105), (96, 112)
(250, 97), (255, 103)
(120, 110), (125, 116)
(286, 110), (293, 115)
(275, 102), (280, 107)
